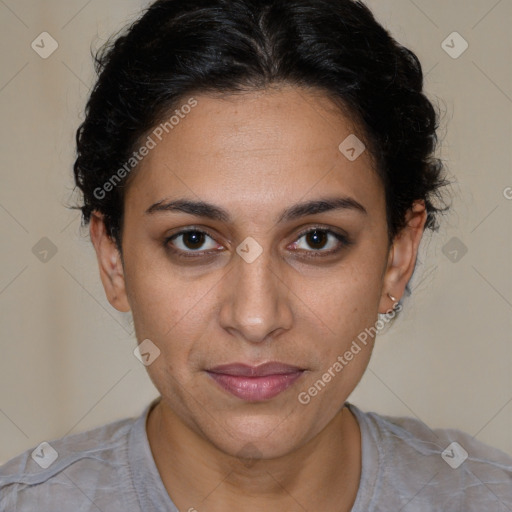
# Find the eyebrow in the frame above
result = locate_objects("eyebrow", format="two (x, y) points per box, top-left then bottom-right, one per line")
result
(145, 196), (368, 223)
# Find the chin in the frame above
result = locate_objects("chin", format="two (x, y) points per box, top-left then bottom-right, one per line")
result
(199, 411), (305, 460)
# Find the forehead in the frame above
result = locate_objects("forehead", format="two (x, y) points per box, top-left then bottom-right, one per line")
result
(126, 85), (384, 220)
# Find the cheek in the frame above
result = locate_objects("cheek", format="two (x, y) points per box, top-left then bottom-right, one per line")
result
(294, 280), (379, 415)
(125, 256), (218, 360)
(294, 251), (385, 403)
(126, 272), (177, 341)
(301, 257), (384, 342)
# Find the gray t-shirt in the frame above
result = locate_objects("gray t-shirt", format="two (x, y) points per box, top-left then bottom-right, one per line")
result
(1, 396), (511, 511)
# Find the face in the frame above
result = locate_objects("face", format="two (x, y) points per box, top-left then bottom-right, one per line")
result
(91, 85), (426, 459)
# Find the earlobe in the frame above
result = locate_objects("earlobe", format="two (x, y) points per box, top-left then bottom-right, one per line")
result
(378, 200), (427, 314)
(90, 212), (131, 313)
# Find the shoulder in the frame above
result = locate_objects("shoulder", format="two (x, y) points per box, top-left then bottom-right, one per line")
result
(347, 403), (512, 511)
(0, 413), (139, 512)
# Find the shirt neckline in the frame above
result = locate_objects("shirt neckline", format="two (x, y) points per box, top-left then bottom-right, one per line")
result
(129, 397), (379, 512)
(345, 401), (380, 511)
(129, 396), (179, 512)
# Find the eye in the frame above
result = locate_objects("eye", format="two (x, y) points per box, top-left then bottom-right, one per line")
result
(166, 229), (221, 255)
(290, 228), (352, 256)
(164, 226), (352, 260)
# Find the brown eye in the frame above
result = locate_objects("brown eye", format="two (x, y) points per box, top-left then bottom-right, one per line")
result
(182, 231), (206, 250)
(305, 230), (329, 250)
(290, 227), (353, 257)
(166, 230), (219, 253)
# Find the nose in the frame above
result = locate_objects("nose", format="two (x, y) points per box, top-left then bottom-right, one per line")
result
(218, 245), (294, 343)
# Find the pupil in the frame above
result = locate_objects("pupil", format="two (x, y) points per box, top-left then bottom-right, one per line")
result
(184, 232), (204, 249)
(307, 230), (327, 249)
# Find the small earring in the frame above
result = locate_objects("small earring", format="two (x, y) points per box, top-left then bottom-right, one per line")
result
(387, 293), (398, 303)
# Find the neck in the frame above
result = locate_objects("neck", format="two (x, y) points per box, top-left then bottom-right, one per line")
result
(146, 400), (361, 512)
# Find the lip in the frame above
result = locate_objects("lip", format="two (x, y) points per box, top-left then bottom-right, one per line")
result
(206, 362), (305, 401)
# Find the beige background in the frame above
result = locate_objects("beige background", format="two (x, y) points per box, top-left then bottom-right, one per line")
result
(0, 0), (511, 465)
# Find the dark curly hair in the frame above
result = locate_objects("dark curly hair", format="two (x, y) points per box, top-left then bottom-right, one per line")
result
(73, 0), (451, 265)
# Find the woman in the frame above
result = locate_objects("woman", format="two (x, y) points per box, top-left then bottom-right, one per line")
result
(1, 0), (511, 510)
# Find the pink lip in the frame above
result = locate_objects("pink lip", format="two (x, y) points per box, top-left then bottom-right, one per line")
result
(206, 362), (305, 401)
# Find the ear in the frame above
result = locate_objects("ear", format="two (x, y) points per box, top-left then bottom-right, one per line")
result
(378, 200), (427, 314)
(89, 212), (131, 313)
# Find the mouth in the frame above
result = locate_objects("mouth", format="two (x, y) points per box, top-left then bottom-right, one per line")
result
(206, 362), (306, 402)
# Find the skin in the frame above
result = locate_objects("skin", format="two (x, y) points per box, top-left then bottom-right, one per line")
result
(90, 84), (427, 511)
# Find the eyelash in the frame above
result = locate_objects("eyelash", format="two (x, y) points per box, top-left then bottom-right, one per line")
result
(164, 226), (353, 260)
